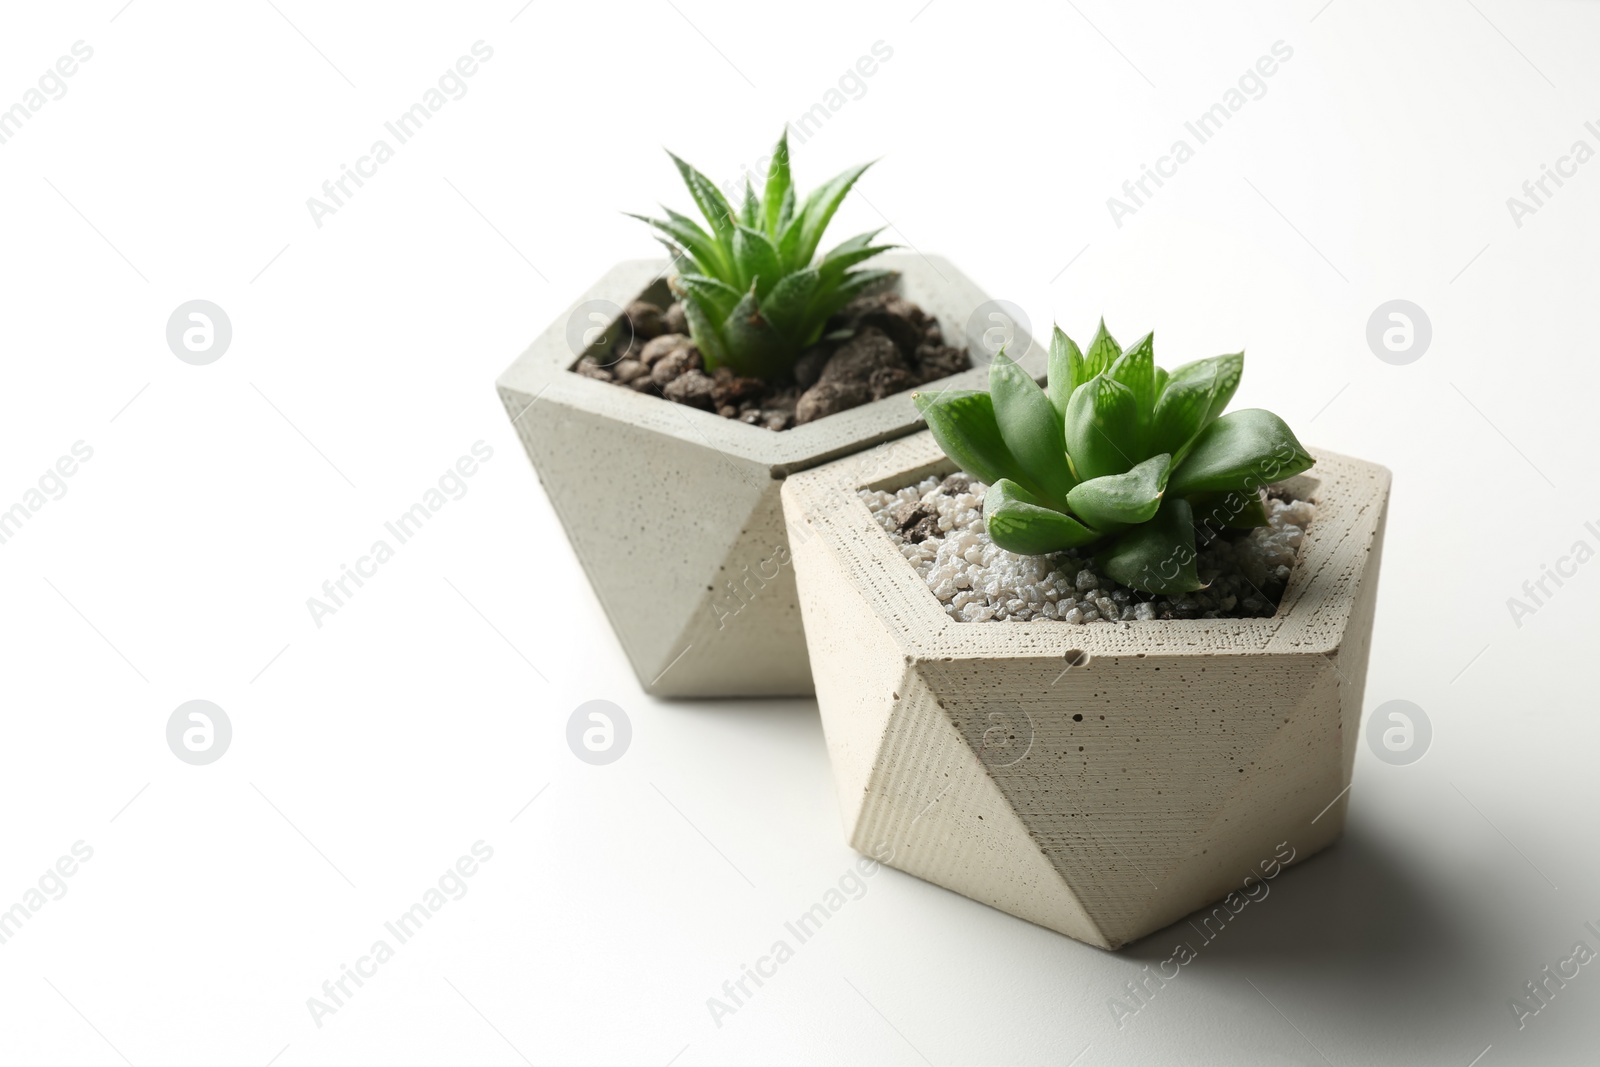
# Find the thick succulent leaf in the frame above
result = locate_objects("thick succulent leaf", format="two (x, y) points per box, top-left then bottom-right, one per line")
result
(739, 181), (761, 229)
(818, 228), (890, 280)
(667, 152), (736, 248)
(1149, 360), (1216, 459)
(678, 289), (728, 371)
(1168, 352), (1244, 425)
(1098, 497), (1203, 595)
(816, 244), (893, 280)
(777, 208), (807, 267)
(733, 225), (783, 299)
(649, 235), (688, 268)
(761, 268), (820, 338)
(629, 211), (727, 279)
(1168, 408), (1314, 496)
(776, 184), (797, 240)
(673, 273), (742, 320)
(796, 161), (873, 264)
(806, 267), (896, 323)
(1153, 366), (1169, 396)
(1047, 326), (1086, 420)
(1064, 373), (1140, 482)
(985, 479), (1101, 555)
(720, 284), (783, 379)
(990, 350), (1075, 506)
(1083, 319), (1122, 378)
(1188, 489), (1269, 530)
(762, 131), (791, 235)
(1065, 453), (1171, 530)
(914, 390), (1022, 490)
(1109, 332), (1156, 416)
(820, 227), (885, 260)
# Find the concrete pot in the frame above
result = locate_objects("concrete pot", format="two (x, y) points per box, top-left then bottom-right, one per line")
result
(780, 430), (1390, 948)
(496, 255), (1041, 698)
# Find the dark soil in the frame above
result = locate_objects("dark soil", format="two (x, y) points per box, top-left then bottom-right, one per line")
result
(572, 291), (970, 431)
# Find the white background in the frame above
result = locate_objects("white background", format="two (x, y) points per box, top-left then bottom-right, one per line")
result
(1, 1), (1596, 1064)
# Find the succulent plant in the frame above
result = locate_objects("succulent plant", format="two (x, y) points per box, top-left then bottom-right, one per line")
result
(913, 322), (1314, 595)
(631, 131), (895, 381)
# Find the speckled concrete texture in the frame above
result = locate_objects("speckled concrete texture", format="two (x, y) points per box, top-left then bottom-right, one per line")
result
(782, 430), (1391, 947)
(497, 256), (1041, 697)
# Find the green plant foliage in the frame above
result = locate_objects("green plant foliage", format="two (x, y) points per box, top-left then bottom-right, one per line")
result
(631, 131), (894, 380)
(913, 322), (1313, 595)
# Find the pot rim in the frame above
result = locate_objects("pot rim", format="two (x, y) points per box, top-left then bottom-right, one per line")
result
(782, 429), (1392, 661)
(495, 254), (1046, 477)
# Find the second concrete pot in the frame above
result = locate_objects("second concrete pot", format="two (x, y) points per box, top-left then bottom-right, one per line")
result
(497, 254), (1041, 697)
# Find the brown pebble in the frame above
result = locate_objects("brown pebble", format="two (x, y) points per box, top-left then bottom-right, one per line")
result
(574, 358), (613, 382)
(868, 365), (917, 400)
(640, 333), (690, 368)
(612, 359), (648, 384)
(650, 345), (702, 388)
(794, 379), (871, 424)
(914, 342), (970, 384)
(624, 300), (666, 341)
(939, 473), (972, 495)
(663, 369), (716, 410)
(792, 344), (832, 390)
(663, 301), (688, 336)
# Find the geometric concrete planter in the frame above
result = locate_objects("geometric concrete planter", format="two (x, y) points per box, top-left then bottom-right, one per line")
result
(496, 254), (1042, 698)
(780, 430), (1390, 948)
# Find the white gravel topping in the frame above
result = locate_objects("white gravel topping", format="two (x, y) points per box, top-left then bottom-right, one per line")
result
(861, 473), (1315, 623)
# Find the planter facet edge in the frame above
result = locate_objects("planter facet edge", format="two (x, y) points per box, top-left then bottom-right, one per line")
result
(781, 429), (1391, 947)
(496, 255), (1042, 697)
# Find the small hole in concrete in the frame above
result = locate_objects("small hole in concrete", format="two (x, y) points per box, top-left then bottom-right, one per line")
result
(1063, 649), (1090, 667)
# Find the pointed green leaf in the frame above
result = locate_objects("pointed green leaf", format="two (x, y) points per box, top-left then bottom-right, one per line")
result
(806, 267), (896, 323)
(761, 268), (820, 337)
(667, 151), (736, 249)
(1169, 352), (1243, 425)
(914, 389), (1021, 490)
(673, 273), (742, 320)
(678, 289), (728, 371)
(1109, 331), (1156, 416)
(648, 235), (687, 267)
(821, 227), (886, 258)
(776, 183), (796, 236)
(1064, 373), (1140, 482)
(1065, 454), (1171, 531)
(629, 211), (728, 279)
(740, 180), (761, 229)
(720, 283), (782, 379)
(1149, 360), (1216, 460)
(777, 208), (806, 267)
(817, 244), (893, 281)
(1153, 365), (1169, 396)
(1098, 497), (1203, 595)
(1168, 408), (1314, 496)
(1083, 319), (1121, 378)
(762, 131), (791, 235)
(1047, 326), (1085, 420)
(989, 350), (1075, 505)
(797, 161), (872, 264)
(985, 479), (1101, 555)
(733, 225), (783, 299)
(818, 228), (890, 279)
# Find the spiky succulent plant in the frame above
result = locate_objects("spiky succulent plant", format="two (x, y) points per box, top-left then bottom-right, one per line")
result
(632, 132), (894, 380)
(913, 323), (1314, 595)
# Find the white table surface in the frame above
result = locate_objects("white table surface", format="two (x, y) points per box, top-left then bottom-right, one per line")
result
(2, 1), (1595, 1064)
